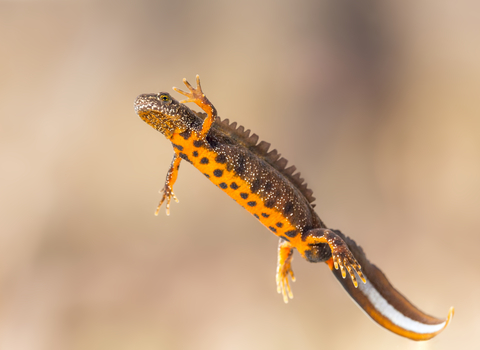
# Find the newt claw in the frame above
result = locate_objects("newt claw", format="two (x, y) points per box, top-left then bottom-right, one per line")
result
(155, 186), (178, 216)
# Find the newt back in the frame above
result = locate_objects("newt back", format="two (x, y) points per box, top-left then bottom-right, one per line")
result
(168, 113), (326, 249)
(210, 115), (316, 204)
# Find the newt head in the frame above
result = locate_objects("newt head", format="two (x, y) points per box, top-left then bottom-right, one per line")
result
(134, 92), (196, 138)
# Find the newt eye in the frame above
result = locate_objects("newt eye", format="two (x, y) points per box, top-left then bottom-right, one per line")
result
(159, 94), (170, 102)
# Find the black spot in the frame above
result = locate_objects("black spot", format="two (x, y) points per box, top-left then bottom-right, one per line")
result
(179, 152), (191, 163)
(203, 173), (210, 178)
(179, 130), (191, 140)
(269, 226), (277, 233)
(240, 193), (249, 199)
(213, 169), (223, 177)
(276, 222), (283, 228)
(192, 151), (199, 157)
(215, 154), (227, 164)
(230, 182), (239, 190)
(250, 179), (261, 193)
(235, 155), (246, 176)
(200, 157), (209, 164)
(207, 135), (218, 148)
(284, 201), (294, 215)
(172, 144), (183, 151)
(265, 199), (276, 209)
(219, 182), (228, 189)
(247, 201), (257, 207)
(254, 214), (260, 219)
(264, 181), (273, 192)
(285, 230), (298, 238)
(193, 140), (203, 148)
(304, 245), (331, 263)
(261, 213), (270, 218)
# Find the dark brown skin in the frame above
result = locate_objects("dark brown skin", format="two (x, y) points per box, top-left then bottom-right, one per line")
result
(135, 76), (453, 340)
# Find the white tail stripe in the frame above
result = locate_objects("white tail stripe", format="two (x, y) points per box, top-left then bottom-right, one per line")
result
(358, 277), (446, 334)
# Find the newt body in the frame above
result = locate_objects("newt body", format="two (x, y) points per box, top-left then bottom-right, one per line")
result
(170, 115), (330, 264)
(134, 76), (453, 341)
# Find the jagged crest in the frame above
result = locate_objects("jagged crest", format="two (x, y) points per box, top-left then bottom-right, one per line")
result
(197, 112), (316, 205)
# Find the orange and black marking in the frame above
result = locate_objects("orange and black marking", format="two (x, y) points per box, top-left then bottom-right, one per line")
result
(134, 76), (453, 341)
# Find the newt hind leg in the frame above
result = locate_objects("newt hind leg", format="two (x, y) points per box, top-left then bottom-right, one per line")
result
(305, 228), (366, 287)
(155, 153), (181, 216)
(276, 238), (296, 303)
(174, 75), (217, 139)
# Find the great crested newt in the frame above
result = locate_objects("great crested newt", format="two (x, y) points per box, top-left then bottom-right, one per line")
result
(134, 76), (453, 340)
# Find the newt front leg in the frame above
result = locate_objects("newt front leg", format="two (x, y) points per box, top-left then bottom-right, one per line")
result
(155, 153), (181, 216)
(174, 75), (217, 139)
(153, 76), (217, 216)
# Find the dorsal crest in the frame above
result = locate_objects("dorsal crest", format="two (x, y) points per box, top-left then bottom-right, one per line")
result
(199, 113), (316, 205)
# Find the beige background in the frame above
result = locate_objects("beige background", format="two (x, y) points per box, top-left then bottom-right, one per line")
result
(1, 1), (480, 349)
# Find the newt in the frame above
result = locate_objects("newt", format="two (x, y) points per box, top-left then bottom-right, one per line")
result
(134, 76), (453, 340)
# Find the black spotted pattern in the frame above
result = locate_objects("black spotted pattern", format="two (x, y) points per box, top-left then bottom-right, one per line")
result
(235, 155), (246, 176)
(264, 181), (273, 192)
(200, 157), (209, 164)
(284, 201), (294, 215)
(215, 154), (227, 164)
(219, 182), (228, 189)
(207, 136), (218, 148)
(284, 230), (298, 238)
(250, 179), (261, 193)
(179, 130), (191, 140)
(265, 198), (275, 209)
(179, 152), (191, 163)
(187, 122), (323, 233)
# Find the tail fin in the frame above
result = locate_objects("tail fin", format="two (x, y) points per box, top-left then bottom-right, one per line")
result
(329, 230), (453, 341)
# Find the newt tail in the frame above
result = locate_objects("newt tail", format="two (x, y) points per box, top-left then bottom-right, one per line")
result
(329, 230), (454, 340)
(134, 75), (453, 340)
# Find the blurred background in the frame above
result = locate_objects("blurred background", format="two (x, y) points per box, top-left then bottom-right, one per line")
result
(1, 0), (479, 349)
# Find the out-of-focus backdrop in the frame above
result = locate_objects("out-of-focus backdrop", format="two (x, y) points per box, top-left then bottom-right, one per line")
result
(1, 1), (479, 349)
